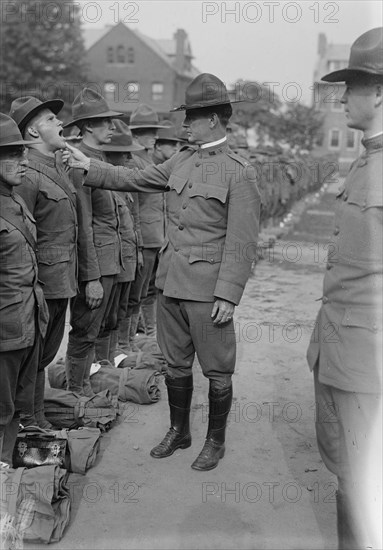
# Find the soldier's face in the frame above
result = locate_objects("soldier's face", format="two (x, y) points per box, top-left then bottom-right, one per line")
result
(133, 129), (158, 150)
(90, 118), (116, 145)
(183, 112), (211, 144)
(341, 79), (379, 132)
(0, 147), (29, 186)
(155, 141), (179, 160)
(27, 109), (65, 152)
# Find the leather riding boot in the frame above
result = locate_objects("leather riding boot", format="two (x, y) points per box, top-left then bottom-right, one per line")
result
(33, 370), (53, 429)
(65, 354), (87, 395)
(141, 302), (157, 337)
(118, 317), (131, 353)
(150, 374), (193, 458)
(191, 383), (232, 471)
(95, 333), (111, 362)
(128, 313), (140, 352)
(82, 352), (96, 398)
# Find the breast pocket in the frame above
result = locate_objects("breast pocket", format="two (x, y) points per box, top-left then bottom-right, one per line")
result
(189, 183), (228, 223)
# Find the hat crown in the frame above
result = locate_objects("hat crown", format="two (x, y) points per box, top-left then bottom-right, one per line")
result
(108, 119), (134, 148)
(9, 95), (63, 129)
(129, 103), (161, 126)
(72, 87), (112, 120)
(348, 27), (383, 73)
(185, 73), (230, 108)
(0, 112), (29, 146)
(157, 120), (182, 142)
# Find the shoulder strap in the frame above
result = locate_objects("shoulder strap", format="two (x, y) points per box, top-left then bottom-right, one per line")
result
(0, 206), (36, 251)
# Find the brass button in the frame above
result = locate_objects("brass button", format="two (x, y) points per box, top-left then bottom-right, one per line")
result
(188, 183), (193, 189)
(182, 203), (187, 209)
(326, 263), (333, 270)
(178, 225), (184, 230)
(322, 296), (329, 304)
(195, 161), (201, 167)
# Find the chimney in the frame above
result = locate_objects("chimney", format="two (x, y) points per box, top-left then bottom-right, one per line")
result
(174, 28), (187, 72)
(318, 33), (327, 57)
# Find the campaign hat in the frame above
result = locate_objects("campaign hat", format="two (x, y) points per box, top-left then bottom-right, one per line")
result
(101, 119), (144, 152)
(128, 104), (168, 130)
(171, 73), (243, 111)
(0, 113), (39, 147)
(322, 27), (383, 82)
(9, 96), (64, 133)
(156, 120), (184, 143)
(63, 88), (123, 128)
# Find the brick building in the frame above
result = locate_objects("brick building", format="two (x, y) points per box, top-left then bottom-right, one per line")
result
(312, 33), (362, 175)
(83, 22), (199, 121)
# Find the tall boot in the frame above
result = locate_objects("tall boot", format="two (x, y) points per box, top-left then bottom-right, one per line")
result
(141, 302), (157, 337)
(118, 317), (131, 353)
(128, 313), (140, 352)
(33, 370), (53, 429)
(95, 333), (111, 362)
(191, 383), (232, 471)
(150, 374), (193, 458)
(65, 354), (87, 395)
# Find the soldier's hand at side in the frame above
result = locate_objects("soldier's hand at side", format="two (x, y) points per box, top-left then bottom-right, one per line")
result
(85, 280), (104, 309)
(63, 143), (91, 172)
(211, 299), (235, 325)
(137, 249), (144, 271)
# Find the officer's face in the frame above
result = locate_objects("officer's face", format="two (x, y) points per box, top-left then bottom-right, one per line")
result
(28, 108), (65, 152)
(0, 146), (29, 187)
(182, 111), (211, 144)
(90, 118), (116, 145)
(133, 129), (158, 150)
(341, 79), (379, 132)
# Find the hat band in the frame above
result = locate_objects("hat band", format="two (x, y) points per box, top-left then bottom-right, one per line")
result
(0, 133), (25, 144)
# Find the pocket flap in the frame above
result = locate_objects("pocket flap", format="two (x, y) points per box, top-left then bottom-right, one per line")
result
(341, 308), (382, 332)
(188, 245), (222, 264)
(168, 174), (188, 194)
(0, 291), (23, 310)
(189, 183), (228, 203)
(40, 187), (67, 202)
(37, 246), (71, 265)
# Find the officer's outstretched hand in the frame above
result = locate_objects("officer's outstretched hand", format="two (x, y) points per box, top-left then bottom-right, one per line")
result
(62, 143), (91, 172)
(211, 299), (235, 325)
(85, 280), (104, 310)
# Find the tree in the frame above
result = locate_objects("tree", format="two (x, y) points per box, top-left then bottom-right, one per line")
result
(278, 103), (324, 153)
(0, 0), (88, 117)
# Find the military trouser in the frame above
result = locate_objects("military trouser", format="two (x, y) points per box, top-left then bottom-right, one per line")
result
(157, 292), (236, 389)
(39, 298), (68, 370)
(127, 248), (159, 316)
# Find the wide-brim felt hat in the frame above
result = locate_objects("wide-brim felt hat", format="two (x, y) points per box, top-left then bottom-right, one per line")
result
(101, 119), (145, 152)
(63, 87), (123, 128)
(128, 104), (168, 130)
(322, 27), (383, 82)
(156, 121), (184, 142)
(0, 113), (40, 147)
(9, 96), (64, 133)
(171, 73), (244, 111)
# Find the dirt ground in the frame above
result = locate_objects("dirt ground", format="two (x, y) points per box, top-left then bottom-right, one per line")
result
(26, 179), (341, 550)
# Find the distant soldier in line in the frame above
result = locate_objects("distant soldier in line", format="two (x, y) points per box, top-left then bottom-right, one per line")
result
(307, 27), (383, 549)
(65, 73), (260, 471)
(9, 96), (78, 429)
(63, 88), (123, 396)
(0, 114), (49, 465)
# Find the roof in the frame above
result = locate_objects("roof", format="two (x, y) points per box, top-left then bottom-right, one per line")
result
(83, 23), (199, 78)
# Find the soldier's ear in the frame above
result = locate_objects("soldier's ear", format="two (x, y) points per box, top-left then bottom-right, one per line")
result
(25, 125), (40, 139)
(374, 83), (382, 108)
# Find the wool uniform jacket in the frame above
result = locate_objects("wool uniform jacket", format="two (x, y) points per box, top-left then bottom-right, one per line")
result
(83, 141), (260, 305)
(0, 184), (49, 351)
(307, 134), (383, 394)
(17, 149), (78, 299)
(132, 148), (166, 248)
(71, 143), (123, 282)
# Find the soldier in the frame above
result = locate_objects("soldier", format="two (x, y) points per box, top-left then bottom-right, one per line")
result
(66, 73), (260, 471)
(62, 88), (123, 396)
(307, 28), (383, 549)
(127, 104), (168, 346)
(9, 96), (77, 429)
(0, 113), (49, 465)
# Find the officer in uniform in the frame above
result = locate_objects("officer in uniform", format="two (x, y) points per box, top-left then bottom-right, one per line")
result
(9, 96), (78, 429)
(62, 88), (123, 396)
(307, 28), (383, 549)
(0, 114), (49, 465)
(66, 73), (260, 471)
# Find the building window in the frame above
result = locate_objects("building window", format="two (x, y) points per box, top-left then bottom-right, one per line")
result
(327, 60), (347, 72)
(124, 82), (140, 102)
(104, 82), (116, 103)
(127, 47), (135, 64)
(151, 83), (164, 101)
(346, 130), (357, 150)
(107, 47), (114, 63)
(117, 45), (125, 63)
(329, 128), (341, 149)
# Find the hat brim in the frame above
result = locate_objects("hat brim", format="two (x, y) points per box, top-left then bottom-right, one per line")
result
(63, 110), (124, 129)
(170, 98), (246, 112)
(0, 138), (41, 147)
(322, 68), (383, 82)
(19, 99), (64, 131)
(101, 143), (145, 152)
(156, 137), (184, 143)
(129, 124), (169, 130)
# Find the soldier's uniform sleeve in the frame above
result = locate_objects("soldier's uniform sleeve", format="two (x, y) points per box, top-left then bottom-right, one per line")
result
(16, 173), (39, 214)
(214, 155), (260, 305)
(70, 168), (101, 282)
